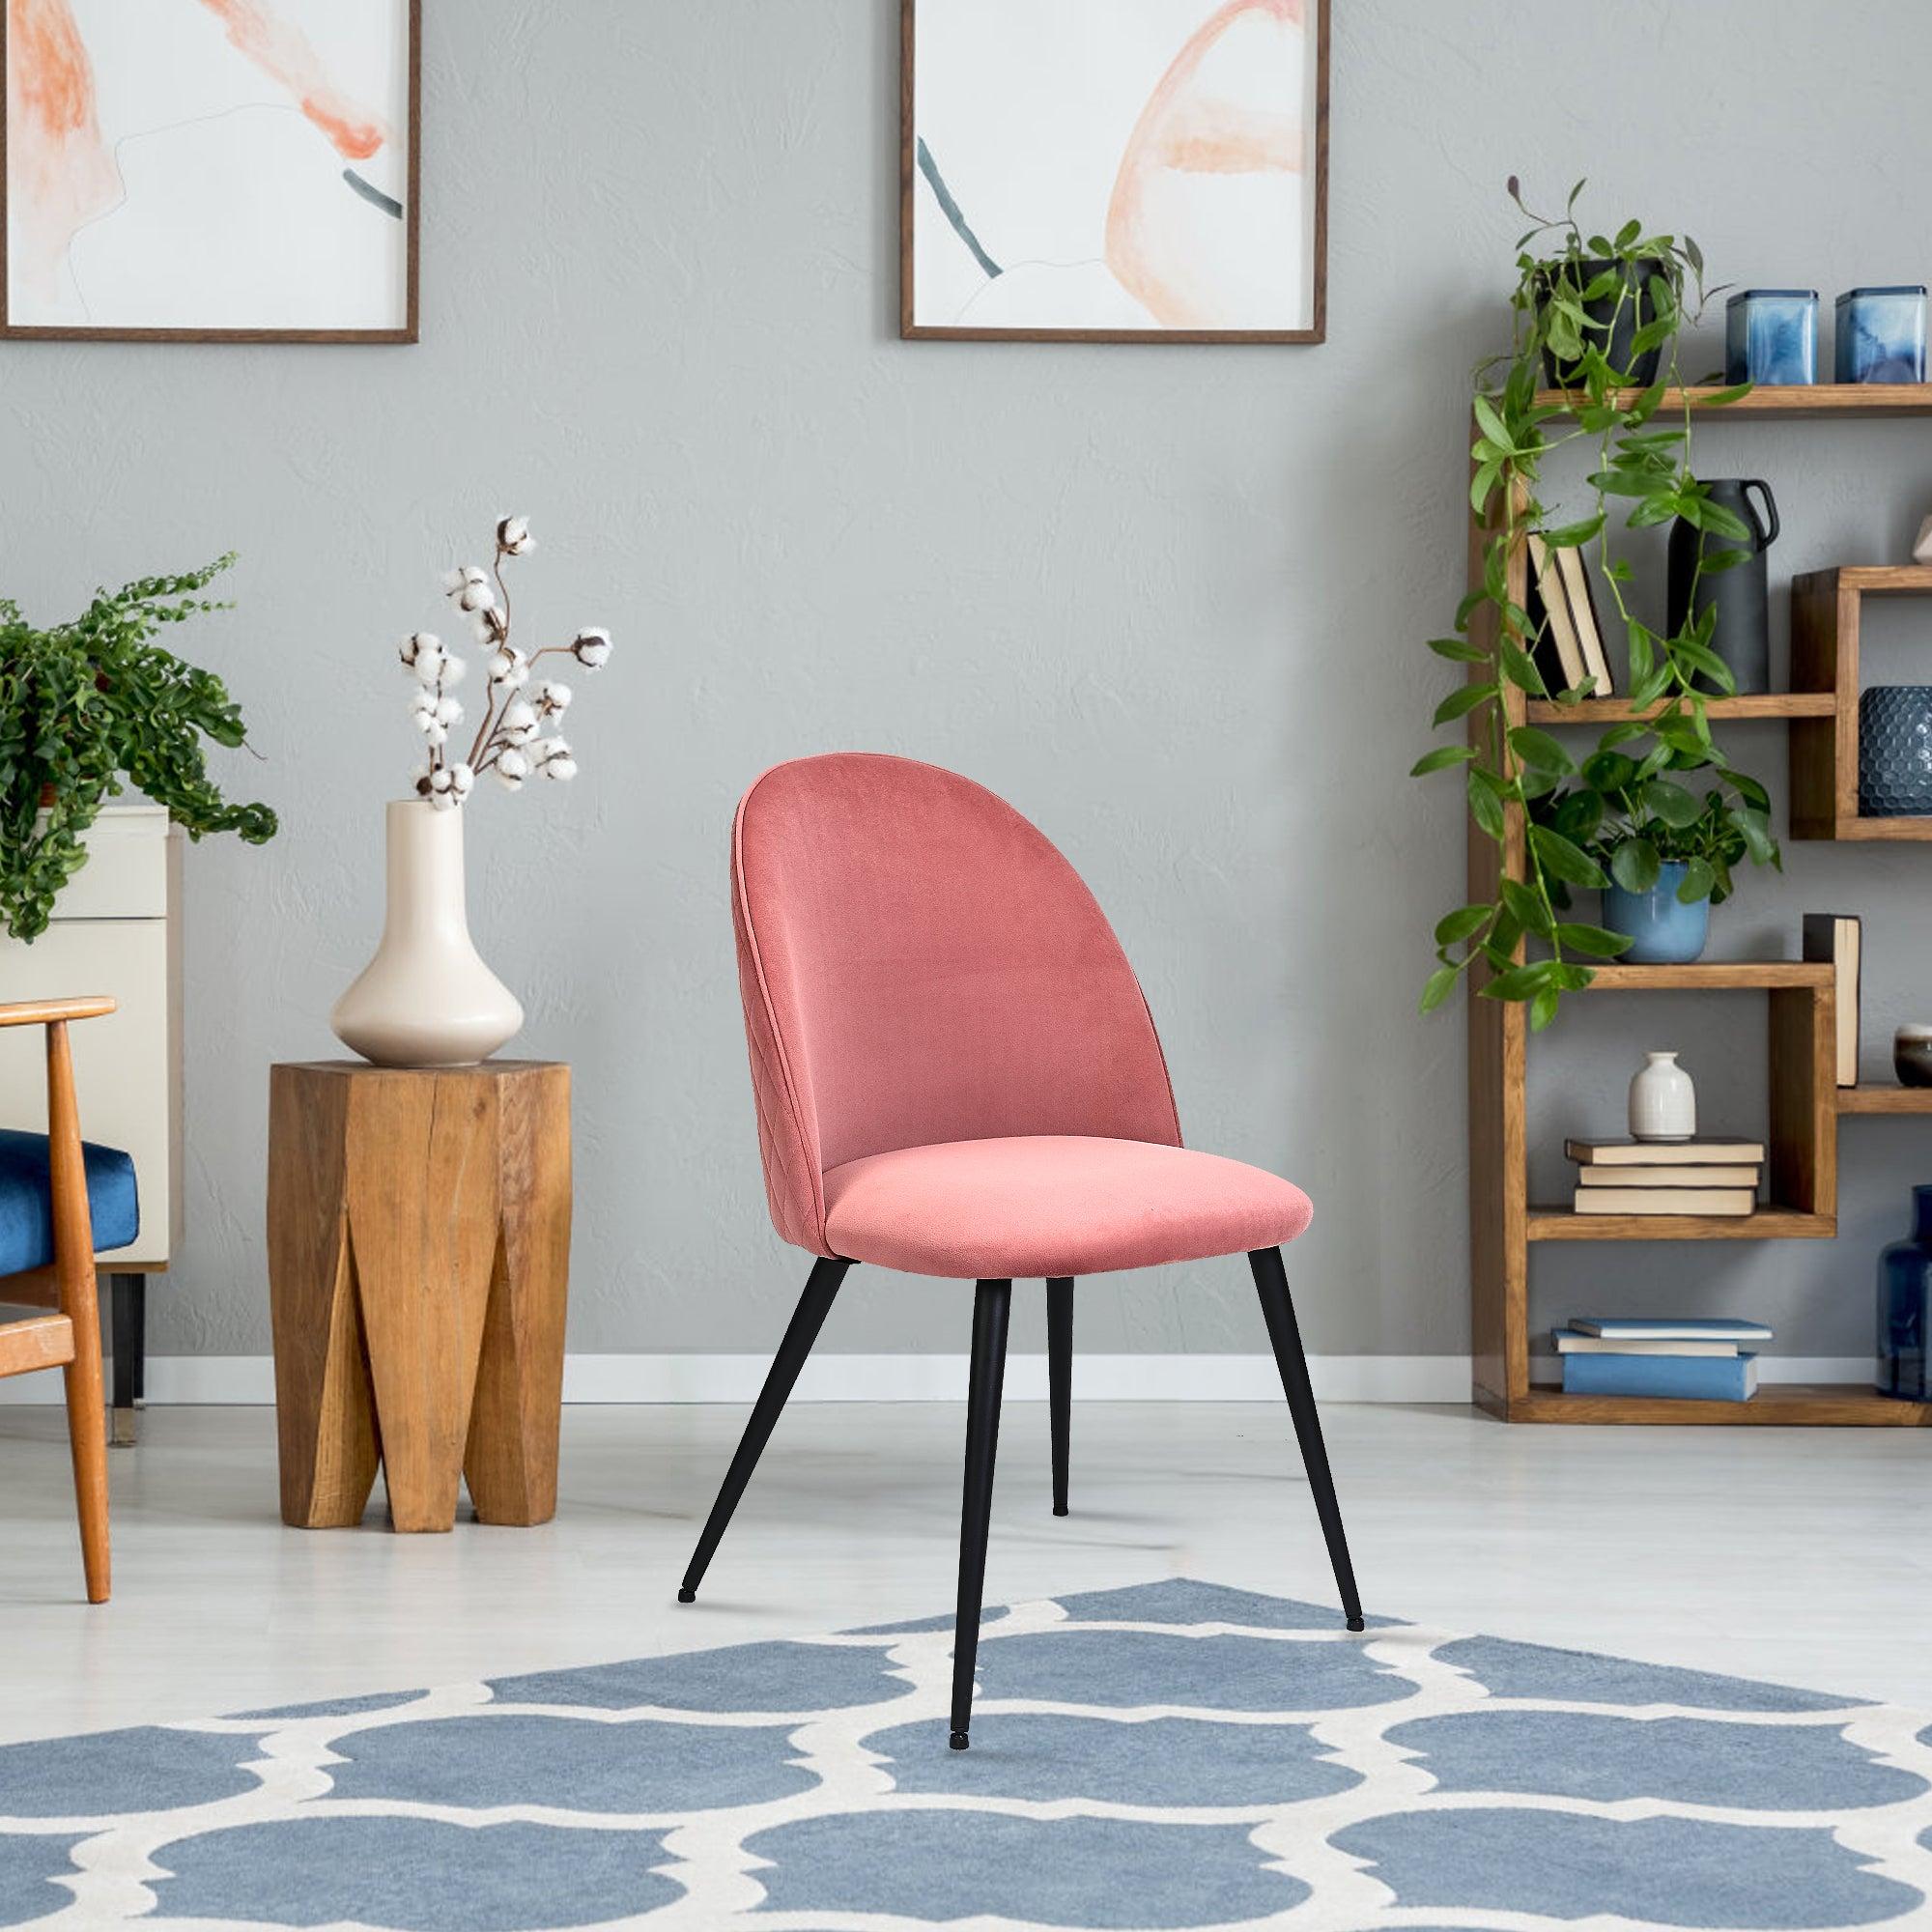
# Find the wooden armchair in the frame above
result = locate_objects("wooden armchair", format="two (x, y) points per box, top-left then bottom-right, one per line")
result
(0, 997), (128, 1603)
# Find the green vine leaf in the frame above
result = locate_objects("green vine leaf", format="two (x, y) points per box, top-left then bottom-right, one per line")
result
(1555, 922), (1635, 957)
(1507, 725), (1574, 774)
(1530, 823), (1608, 889)
(1434, 682), (1498, 726)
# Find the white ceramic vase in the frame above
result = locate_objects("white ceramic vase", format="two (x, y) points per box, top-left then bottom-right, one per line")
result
(1628, 1050), (1696, 1143)
(330, 799), (523, 1068)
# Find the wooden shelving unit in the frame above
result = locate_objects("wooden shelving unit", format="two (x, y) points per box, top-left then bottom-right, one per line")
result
(1464, 387), (1932, 1428)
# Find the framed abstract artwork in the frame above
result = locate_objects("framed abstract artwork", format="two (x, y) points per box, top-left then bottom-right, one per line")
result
(3, 0), (418, 342)
(901, 0), (1327, 343)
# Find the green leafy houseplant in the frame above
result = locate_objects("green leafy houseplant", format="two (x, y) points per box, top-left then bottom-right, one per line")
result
(1543, 747), (1774, 907)
(0, 555), (276, 942)
(1412, 179), (1782, 1030)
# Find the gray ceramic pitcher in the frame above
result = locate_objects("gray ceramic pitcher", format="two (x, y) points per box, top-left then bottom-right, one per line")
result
(1665, 477), (1779, 695)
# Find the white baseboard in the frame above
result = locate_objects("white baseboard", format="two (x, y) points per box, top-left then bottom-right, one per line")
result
(0, 1352), (1884, 1407)
(0, 1352), (1473, 1406)
(558, 1353), (1472, 1405)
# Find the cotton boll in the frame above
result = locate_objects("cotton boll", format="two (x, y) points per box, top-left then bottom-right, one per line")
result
(411, 643), (449, 686)
(496, 748), (530, 790)
(542, 754), (579, 781)
(528, 735), (569, 767)
(398, 630), (441, 670)
(488, 646), (529, 689)
(571, 627), (611, 669)
(534, 679), (572, 717)
(447, 762), (475, 799)
(498, 697), (538, 744)
(442, 565), (490, 600)
(497, 515), (535, 555)
(458, 579), (497, 614)
(434, 696), (463, 729)
(439, 654), (469, 689)
(474, 607), (508, 646)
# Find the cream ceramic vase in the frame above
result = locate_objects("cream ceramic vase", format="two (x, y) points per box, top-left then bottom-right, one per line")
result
(1628, 1050), (1696, 1143)
(330, 799), (523, 1067)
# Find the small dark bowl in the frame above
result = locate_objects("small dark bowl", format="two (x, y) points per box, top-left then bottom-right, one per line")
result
(1895, 1031), (1932, 1087)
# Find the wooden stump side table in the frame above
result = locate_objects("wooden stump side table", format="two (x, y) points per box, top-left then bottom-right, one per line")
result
(268, 1061), (570, 1533)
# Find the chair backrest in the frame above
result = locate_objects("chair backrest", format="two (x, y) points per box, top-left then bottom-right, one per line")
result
(731, 753), (1182, 1254)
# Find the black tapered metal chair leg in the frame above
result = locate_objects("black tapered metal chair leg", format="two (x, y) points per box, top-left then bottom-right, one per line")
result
(1249, 1247), (1365, 1632)
(950, 1279), (1011, 1749)
(1046, 1277), (1072, 1516)
(679, 1256), (852, 1602)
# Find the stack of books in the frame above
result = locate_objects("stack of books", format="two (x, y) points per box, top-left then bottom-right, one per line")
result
(1565, 1136), (1766, 1216)
(1553, 1318), (1771, 1402)
(1527, 532), (1614, 696)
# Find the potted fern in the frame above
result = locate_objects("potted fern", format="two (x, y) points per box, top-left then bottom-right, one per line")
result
(0, 555), (276, 942)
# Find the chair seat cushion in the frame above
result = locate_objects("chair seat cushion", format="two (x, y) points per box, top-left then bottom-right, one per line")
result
(822, 1135), (1312, 1279)
(0, 1130), (140, 1278)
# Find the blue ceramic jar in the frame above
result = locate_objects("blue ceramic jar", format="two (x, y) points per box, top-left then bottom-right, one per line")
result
(1602, 863), (1710, 964)
(1835, 286), (1927, 383)
(1725, 290), (1817, 385)
(1877, 1185), (1932, 1400)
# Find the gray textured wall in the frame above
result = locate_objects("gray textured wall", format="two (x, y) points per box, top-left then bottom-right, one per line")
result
(7, 0), (1932, 1365)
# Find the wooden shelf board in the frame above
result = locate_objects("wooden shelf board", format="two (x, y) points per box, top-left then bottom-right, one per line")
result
(1524, 693), (1835, 724)
(1580, 961), (1831, 992)
(1534, 384), (1932, 420)
(1513, 1382), (1932, 1426)
(1847, 815), (1932, 840)
(1793, 564), (1932, 595)
(1526, 1205), (1833, 1241)
(1837, 1084), (1932, 1114)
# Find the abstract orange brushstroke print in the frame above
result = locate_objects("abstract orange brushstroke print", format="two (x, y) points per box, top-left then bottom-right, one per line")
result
(193, 0), (389, 159)
(6, 0), (119, 299)
(1105, 0), (1307, 329)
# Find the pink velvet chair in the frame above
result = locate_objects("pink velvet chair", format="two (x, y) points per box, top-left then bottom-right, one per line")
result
(680, 753), (1362, 1747)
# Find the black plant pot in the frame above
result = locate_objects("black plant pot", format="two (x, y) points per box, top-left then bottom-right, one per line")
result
(1538, 256), (1673, 389)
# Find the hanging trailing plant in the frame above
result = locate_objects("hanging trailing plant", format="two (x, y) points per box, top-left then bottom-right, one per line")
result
(1412, 179), (1782, 1032)
(0, 555), (276, 942)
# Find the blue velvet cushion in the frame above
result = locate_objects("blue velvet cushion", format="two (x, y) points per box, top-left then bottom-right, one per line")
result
(0, 1128), (139, 1277)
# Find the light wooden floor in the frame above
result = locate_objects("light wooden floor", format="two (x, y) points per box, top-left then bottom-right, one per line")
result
(2, 1399), (1928, 1744)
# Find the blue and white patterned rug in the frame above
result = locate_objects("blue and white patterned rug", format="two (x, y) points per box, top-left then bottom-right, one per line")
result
(5, 1577), (1932, 1929)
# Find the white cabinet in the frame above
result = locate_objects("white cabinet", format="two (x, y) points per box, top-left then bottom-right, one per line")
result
(0, 806), (181, 1266)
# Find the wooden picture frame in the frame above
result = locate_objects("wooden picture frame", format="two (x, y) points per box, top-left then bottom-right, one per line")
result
(2, 0), (420, 344)
(900, 0), (1328, 344)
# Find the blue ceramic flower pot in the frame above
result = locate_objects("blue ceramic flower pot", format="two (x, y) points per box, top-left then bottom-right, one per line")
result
(1602, 863), (1710, 964)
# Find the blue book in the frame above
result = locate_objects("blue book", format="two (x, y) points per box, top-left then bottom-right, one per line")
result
(1563, 1351), (1758, 1402)
(1572, 1318), (1772, 1343)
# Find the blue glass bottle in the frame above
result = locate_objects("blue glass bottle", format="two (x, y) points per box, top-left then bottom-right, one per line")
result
(1876, 1185), (1932, 1399)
